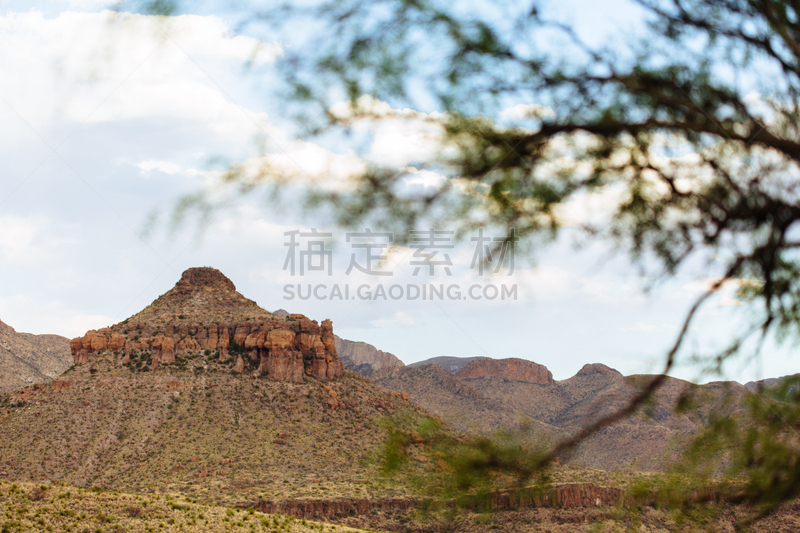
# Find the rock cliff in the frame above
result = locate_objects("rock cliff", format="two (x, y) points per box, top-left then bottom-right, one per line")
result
(334, 336), (404, 377)
(69, 267), (344, 382)
(455, 357), (554, 385)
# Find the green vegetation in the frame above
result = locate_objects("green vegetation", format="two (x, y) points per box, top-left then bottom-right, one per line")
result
(0, 480), (365, 533)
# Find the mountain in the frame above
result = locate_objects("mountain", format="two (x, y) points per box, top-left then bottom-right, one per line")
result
(0, 268), (425, 506)
(334, 336), (404, 377)
(0, 319), (72, 394)
(70, 267), (344, 381)
(744, 374), (800, 392)
(409, 356), (484, 373)
(456, 357), (554, 384)
(374, 360), (749, 471)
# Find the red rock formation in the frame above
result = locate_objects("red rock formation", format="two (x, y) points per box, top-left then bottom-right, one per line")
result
(456, 357), (553, 385)
(68, 267), (344, 382)
(489, 483), (623, 509)
(71, 316), (343, 381)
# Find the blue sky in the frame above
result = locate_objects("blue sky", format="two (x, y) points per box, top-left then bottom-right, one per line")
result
(0, 1), (792, 384)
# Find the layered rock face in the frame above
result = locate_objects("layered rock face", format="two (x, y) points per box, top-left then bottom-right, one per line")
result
(455, 357), (553, 385)
(334, 336), (404, 377)
(70, 267), (344, 382)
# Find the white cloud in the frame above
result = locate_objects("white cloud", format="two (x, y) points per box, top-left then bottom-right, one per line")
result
(0, 215), (42, 260)
(328, 94), (438, 121)
(0, 294), (115, 338)
(498, 103), (554, 122)
(370, 311), (417, 328)
(138, 160), (182, 175)
(620, 321), (676, 333)
(218, 140), (368, 193)
(0, 214), (75, 266)
(0, 10), (281, 140)
(402, 167), (447, 189)
(329, 95), (448, 168)
(53, 0), (112, 7)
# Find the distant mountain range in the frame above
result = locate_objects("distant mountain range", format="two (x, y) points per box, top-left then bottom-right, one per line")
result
(0, 319), (72, 394)
(315, 353), (792, 472)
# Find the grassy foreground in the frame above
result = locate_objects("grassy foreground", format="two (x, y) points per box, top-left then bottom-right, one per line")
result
(0, 480), (374, 533)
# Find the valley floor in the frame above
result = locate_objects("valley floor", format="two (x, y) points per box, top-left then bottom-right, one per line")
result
(0, 480), (366, 533)
(4, 477), (800, 533)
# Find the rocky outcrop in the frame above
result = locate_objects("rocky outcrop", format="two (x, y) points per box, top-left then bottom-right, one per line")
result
(251, 484), (625, 520)
(456, 357), (553, 385)
(488, 483), (623, 509)
(71, 315), (343, 382)
(335, 336), (404, 377)
(69, 268), (344, 382)
(576, 363), (622, 377)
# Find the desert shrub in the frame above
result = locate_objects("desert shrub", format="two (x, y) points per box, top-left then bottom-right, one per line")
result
(28, 486), (47, 501)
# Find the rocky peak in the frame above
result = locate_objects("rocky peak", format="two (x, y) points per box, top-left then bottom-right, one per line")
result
(69, 267), (344, 382)
(123, 267), (267, 327)
(456, 357), (553, 385)
(576, 363), (622, 377)
(174, 267), (237, 293)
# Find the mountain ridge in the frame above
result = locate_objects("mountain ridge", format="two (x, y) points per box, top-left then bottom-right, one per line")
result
(0, 318), (72, 394)
(374, 357), (752, 471)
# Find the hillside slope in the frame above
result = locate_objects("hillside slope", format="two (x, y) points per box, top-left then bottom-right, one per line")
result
(0, 359), (416, 506)
(0, 268), (426, 506)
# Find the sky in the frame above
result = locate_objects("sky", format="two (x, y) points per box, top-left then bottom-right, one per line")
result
(0, 1), (794, 384)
